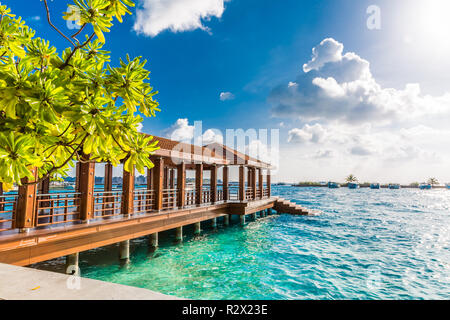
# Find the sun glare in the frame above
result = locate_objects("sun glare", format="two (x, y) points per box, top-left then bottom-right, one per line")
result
(416, 0), (450, 50)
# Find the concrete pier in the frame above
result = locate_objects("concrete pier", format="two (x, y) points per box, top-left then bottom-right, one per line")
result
(223, 215), (230, 226)
(240, 215), (245, 226)
(252, 212), (257, 220)
(149, 233), (158, 248)
(194, 222), (201, 235)
(119, 240), (130, 262)
(65, 253), (79, 276)
(211, 218), (217, 228)
(175, 227), (183, 242)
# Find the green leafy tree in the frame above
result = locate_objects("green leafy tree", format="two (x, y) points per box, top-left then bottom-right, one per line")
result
(0, 1), (160, 190)
(345, 174), (358, 183)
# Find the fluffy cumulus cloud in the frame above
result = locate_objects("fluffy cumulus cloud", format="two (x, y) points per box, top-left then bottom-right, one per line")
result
(219, 91), (235, 101)
(161, 119), (223, 145)
(269, 38), (450, 125)
(134, 0), (228, 37)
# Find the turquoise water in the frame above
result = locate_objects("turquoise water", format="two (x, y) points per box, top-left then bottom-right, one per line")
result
(34, 186), (450, 299)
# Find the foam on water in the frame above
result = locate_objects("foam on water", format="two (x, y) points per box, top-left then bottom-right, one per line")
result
(33, 186), (450, 299)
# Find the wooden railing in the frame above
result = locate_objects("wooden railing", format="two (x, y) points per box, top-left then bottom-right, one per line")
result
(245, 188), (254, 200)
(0, 194), (17, 232)
(228, 186), (239, 201)
(162, 189), (177, 210)
(133, 189), (155, 214)
(36, 192), (81, 227)
(185, 188), (196, 206)
(93, 190), (122, 219)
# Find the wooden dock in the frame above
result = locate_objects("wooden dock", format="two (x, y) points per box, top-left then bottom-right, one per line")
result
(0, 136), (313, 269)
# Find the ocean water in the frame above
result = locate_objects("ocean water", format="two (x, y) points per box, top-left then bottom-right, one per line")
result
(33, 186), (450, 299)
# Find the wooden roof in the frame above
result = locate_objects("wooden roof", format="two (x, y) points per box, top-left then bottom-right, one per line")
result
(148, 135), (274, 169)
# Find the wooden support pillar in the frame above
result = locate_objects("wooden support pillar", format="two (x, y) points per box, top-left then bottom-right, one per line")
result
(247, 168), (252, 190)
(16, 167), (38, 231)
(258, 168), (263, 199)
(194, 222), (201, 235)
(65, 253), (79, 275)
(163, 167), (169, 189)
(122, 166), (134, 216)
(251, 168), (257, 200)
(175, 226), (183, 242)
(239, 166), (245, 201)
(169, 169), (175, 189)
(75, 162), (81, 192)
(146, 166), (153, 190)
(240, 214), (245, 226)
(177, 162), (186, 208)
(119, 240), (130, 261)
(223, 215), (230, 226)
(195, 164), (203, 205)
(210, 165), (217, 203)
(223, 166), (229, 201)
(79, 162), (95, 222)
(153, 158), (164, 211)
(267, 170), (271, 197)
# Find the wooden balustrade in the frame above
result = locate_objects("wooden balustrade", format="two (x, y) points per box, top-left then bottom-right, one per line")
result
(185, 189), (196, 206)
(162, 189), (177, 210)
(35, 192), (81, 227)
(93, 190), (123, 219)
(0, 194), (17, 232)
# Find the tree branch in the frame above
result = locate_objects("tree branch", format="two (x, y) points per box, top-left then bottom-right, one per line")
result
(43, 0), (76, 47)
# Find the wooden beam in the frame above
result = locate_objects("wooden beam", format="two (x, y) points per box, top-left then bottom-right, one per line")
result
(210, 165), (217, 203)
(267, 170), (271, 197)
(146, 166), (153, 190)
(153, 158), (164, 211)
(163, 167), (169, 189)
(104, 163), (113, 192)
(177, 162), (186, 208)
(223, 166), (229, 201)
(251, 167), (257, 200)
(258, 168), (263, 199)
(195, 164), (203, 205)
(79, 162), (95, 221)
(239, 166), (245, 201)
(15, 167), (38, 230)
(122, 166), (134, 216)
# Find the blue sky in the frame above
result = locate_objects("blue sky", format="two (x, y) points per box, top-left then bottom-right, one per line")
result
(7, 0), (450, 183)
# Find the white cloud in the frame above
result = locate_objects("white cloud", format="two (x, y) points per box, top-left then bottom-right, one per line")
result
(134, 0), (228, 37)
(288, 124), (327, 144)
(136, 123), (144, 132)
(161, 118), (194, 142)
(30, 16), (41, 21)
(219, 91), (235, 101)
(269, 37), (450, 126)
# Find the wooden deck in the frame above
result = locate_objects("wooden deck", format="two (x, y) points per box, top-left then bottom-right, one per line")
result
(0, 198), (277, 266)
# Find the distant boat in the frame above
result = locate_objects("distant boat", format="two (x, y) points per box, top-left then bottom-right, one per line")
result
(419, 183), (432, 190)
(328, 182), (340, 189)
(370, 183), (380, 189)
(388, 184), (401, 190)
(446, 184), (450, 189)
(348, 183), (360, 189)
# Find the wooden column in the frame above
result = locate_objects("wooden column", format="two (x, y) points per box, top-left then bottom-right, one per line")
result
(210, 165), (217, 203)
(38, 177), (50, 195)
(195, 164), (203, 205)
(247, 168), (252, 190)
(163, 167), (169, 189)
(104, 163), (113, 191)
(239, 165), (245, 201)
(177, 162), (186, 208)
(153, 158), (164, 211)
(122, 166), (134, 216)
(258, 168), (263, 199)
(169, 169), (175, 189)
(223, 166), (229, 201)
(251, 168), (257, 200)
(79, 162), (95, 221)
(267, 170), (271, 197)
(0, 183), (3, 212)
(146, 166), (153, 190)
(16, 167), (38, 230)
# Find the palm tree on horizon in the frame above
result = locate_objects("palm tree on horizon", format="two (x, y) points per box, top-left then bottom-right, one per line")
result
(346, 174), (358, 183)
(427, 178), (439, 186)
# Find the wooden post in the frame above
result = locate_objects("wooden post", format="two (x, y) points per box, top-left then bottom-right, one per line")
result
(146, 166), (153, 190)
(223, 166), (229, 201)
(104, 163), (113, 216)
(169, 169), (174, 189)
(153, 158), (164, 211)
(0, 183), (3, 212)
(177, 162), (186, 208)
(210, 165), (217, 204)
(195, 164), (203, 205)
(251, 168), (257, 200)
(38, 177), (50, 195)
(267, 170), (271, 197)
(258, 168), (263, 199)
(163, 167), (169, 189)
(122, 166), (134, 216)
(16, 167), (38, 231)
(79, 162), (95, 221)
(239, 165), (245, 201)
